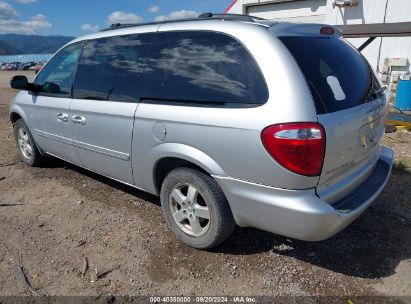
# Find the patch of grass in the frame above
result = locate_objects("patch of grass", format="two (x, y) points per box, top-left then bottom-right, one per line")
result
(392, 159), (409, 173)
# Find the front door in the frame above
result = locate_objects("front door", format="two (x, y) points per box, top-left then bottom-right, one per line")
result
(70, 32), (154, 184)
(29, 42), (84, 164)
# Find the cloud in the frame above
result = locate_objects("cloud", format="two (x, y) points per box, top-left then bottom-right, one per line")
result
(0, 2), (51, 34)
(0, 1), (18, 19)
(154, 10), (198, 22)
(13, 0), (36, 3)
(147, 5), (159, 13)
(0, 14), (51, 34)
(81, 23), (99, 33)
(107, 11), (143, 25)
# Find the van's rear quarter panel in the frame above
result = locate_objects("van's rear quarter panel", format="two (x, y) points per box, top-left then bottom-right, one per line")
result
(132, 104), (319, 193)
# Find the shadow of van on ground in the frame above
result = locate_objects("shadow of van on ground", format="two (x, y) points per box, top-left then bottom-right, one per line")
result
(217, 170), (411, 279)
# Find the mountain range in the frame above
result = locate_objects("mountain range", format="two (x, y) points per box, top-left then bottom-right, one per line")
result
(0, 34), (75, 56)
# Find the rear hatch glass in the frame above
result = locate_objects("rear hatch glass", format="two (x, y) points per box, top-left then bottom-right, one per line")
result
(279, 36), (379, 114)
(279, 35), (386, 203)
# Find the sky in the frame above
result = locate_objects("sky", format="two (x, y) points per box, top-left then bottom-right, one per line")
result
(0, 0), (232, 37)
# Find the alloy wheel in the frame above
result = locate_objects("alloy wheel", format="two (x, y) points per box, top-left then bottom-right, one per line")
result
(168, 183), (211, 237)
(17, 127), (33, 160)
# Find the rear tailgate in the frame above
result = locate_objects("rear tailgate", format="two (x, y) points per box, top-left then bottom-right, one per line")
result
(278, 29), (387, 203)
(317, 98), (386, 203)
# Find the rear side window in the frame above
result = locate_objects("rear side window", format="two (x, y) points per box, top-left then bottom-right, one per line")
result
(142, 31), (268, 107)
(73, 33), (154, 102)
(279, 36), (372, 114)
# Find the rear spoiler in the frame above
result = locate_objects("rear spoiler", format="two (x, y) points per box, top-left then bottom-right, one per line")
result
(269, 23), (342, 38)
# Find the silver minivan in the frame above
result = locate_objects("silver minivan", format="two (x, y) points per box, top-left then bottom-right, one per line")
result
(10, 14), (393, 249)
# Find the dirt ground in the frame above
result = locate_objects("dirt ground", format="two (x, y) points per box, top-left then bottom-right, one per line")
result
(0, 71), (410, 300)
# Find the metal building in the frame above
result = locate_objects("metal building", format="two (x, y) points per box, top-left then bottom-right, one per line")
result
(226, 0), (411, 89)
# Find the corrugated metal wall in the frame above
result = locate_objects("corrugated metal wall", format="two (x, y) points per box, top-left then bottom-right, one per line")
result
(246, 0), (327, 23)
(227, 0), (411, 77)
(326, 0), (411, 76)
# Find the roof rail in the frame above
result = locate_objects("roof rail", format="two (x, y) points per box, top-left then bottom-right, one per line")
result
(101, 12), (266, 32)
(198, 12), (266, 22)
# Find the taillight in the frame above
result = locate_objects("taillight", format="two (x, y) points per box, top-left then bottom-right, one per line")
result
(261, 123), (325, 176)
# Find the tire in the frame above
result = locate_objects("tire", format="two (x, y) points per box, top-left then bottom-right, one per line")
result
(13, 118), (44, 166)
(160, 167), (236, 249)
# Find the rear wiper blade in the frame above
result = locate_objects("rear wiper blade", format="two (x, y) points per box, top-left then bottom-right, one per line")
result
(364, 85), (386, 103)
(373, 86), (386, 96)
(362, 70), (375, 103)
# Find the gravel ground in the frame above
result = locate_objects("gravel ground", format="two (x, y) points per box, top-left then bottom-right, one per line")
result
(0, 71), (410, 301)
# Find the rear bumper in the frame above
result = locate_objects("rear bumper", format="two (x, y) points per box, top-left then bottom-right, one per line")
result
(213, 145), (393, 241)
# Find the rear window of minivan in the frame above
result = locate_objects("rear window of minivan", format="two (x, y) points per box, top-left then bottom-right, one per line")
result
(279, 36), (373, 114)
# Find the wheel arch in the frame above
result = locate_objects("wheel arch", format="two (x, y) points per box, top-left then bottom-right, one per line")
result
(9, 105), (27, 124)
(149, 143), (226, 195)
(10, 107), (46, 156)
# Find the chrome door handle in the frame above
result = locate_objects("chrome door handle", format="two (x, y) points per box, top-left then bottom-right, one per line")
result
(72, 115), (86, 125)
(57, 112), (68, 122)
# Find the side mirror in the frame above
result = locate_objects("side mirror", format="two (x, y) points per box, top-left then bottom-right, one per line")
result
(10, 75), (43, 93)
(10, 75), (28, 90)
